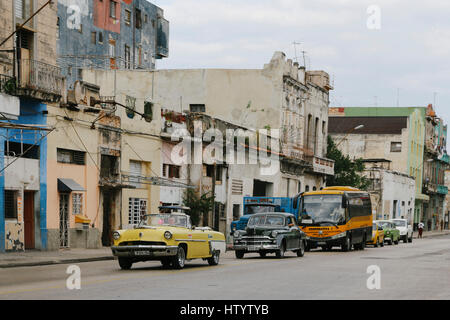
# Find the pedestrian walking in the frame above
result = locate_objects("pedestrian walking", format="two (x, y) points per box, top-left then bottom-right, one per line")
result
(418, 222), (424, 238)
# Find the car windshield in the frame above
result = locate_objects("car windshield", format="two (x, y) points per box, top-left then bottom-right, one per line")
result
(392, 220), (406, 227)
(138, 214), (189, 228)
(302, 195), (345, 224)
(247, 215), (285, 227)
(378, 221), (391, 229)
(245, 205), (278, 215)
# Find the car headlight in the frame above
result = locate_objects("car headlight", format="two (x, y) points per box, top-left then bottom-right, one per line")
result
(164, 231), (172, 240)
(112, 231), (121, 240)
(234, 231), (241, 238)
(271, 231), (278, 238)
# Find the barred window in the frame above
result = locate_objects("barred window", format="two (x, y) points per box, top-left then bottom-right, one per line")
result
(129, 198), (147, 225)
(5, 190), (18, 219)
(72, 193), (83, 215)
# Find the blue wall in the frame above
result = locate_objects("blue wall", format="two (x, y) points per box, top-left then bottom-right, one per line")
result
(0, 98), (48, 252)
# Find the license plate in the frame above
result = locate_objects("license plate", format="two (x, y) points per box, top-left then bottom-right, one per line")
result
(134, 251), (150, 256)
(248, 245), (258, 251)
(317, 242), (326, 245)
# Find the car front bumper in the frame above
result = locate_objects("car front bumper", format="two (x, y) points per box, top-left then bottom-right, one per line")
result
(233, 242), (280, 252)
(111, 245), (179, 258)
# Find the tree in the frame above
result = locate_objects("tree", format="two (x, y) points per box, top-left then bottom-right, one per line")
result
(182, 189), (214, 226)
(326, 135), (371, 190)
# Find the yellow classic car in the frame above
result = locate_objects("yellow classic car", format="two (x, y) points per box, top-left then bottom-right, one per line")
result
(111, 213), (226, 270)
(367, 222), (385, 247)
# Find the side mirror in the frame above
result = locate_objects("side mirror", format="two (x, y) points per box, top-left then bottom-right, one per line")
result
(288, 223), (295, 228)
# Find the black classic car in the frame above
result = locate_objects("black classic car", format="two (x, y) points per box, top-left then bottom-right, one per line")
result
(233, 212), (306, 259)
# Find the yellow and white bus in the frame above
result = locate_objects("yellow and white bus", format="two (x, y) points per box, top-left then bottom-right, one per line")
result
(294, 187), (373, 252)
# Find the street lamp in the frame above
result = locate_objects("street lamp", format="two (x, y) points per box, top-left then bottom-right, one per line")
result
(335, 124), (365, 148)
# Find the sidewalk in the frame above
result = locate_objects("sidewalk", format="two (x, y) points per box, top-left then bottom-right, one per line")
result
(0, 247), (114, 269)
(416, 229), (450, 239)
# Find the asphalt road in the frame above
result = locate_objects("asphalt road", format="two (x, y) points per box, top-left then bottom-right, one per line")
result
(0, 235), (449, 300)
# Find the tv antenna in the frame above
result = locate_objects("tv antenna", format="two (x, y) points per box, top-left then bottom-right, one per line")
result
(292, 42), (302, 63)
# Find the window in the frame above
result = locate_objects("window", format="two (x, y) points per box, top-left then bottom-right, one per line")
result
(57, 148), (86, 165)
(129, 198), (147, 225)
(124, 9), (131, 25)
(144, 14), (148, 23)
(129, 160), (142, 188)
(144, 101), (153, 122)
(91, 31), (96, 44)
(72, 193), (83, 215)
(233, 204), (240, 220)
(78, 24), (83, 33)
(135, 8), (142, 29)
(189, 104), (206, 113)
(57, 17), (60, 40)
(124, 45), (131, 69)
(391, 142), (402, 153)
(204, 165), (222, 182)
(5, 190), (18, 219)
(163, 164), (181, 179)
(5, 141), (39, 159)
(98, 32), (103, 44)
(109, 1), (116, 18)
(108, 42), (115, 57)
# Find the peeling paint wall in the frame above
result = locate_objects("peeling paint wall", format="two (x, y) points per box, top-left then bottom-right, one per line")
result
(5, 222), (24, 251)
(57, 0), (169, 87)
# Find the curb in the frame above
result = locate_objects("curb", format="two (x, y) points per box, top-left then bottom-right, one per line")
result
(0, 256), (115, 269)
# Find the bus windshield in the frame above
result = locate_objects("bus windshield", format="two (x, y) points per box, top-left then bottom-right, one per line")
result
(244, 205), (278, 215)
(301, 195), (345, 224)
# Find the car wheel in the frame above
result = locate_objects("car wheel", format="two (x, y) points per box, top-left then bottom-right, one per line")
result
(297, 240), (305, 257)
(342, 236), (352, 252)
(394, 238), (399, 245)
(380, 239), (384, 247)
(235, 250), (245, 259)
(374, 238), (379, 248)
(276, 242), (286, 258)
(403, 236), (408, 243)
(409, 235), (413, 243)
(259, 251), (267, 258)
(207, 250), (220, 266)
(118, 257), (133, 270)
(172, 246), (186, 269)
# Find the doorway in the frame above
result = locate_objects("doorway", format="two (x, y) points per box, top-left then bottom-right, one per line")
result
(102, 189), (117, 247)
(24, 191), (35, 249)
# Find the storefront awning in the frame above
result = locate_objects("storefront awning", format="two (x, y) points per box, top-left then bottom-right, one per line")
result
(58, 178), (85, 193)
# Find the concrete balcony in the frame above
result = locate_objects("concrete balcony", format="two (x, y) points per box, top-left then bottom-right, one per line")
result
(16, 59), (64, 102)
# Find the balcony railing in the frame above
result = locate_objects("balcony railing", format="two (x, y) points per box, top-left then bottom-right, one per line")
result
(18, 59), (64, 98)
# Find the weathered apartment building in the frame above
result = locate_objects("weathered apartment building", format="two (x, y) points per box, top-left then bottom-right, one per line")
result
(0, 0), (62, 252)
(83, 51), (335, 236)
(57, 0), (169, 87)
(0, 0), (169, 252)
(329, 106), (449, 230)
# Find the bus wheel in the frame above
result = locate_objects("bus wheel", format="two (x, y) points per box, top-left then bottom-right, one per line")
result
(342, 236), (352, 252)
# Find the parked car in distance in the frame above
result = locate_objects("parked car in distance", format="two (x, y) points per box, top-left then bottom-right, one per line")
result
(391, 219), (413, 243)
(367, 222), (385, 247)
(375, 220), (400, 245)
(233, 212), (306, 259)
(111, 213), (226, 270)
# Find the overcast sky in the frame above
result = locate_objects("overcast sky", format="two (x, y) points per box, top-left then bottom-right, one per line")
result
(151, 0), (450, 133)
